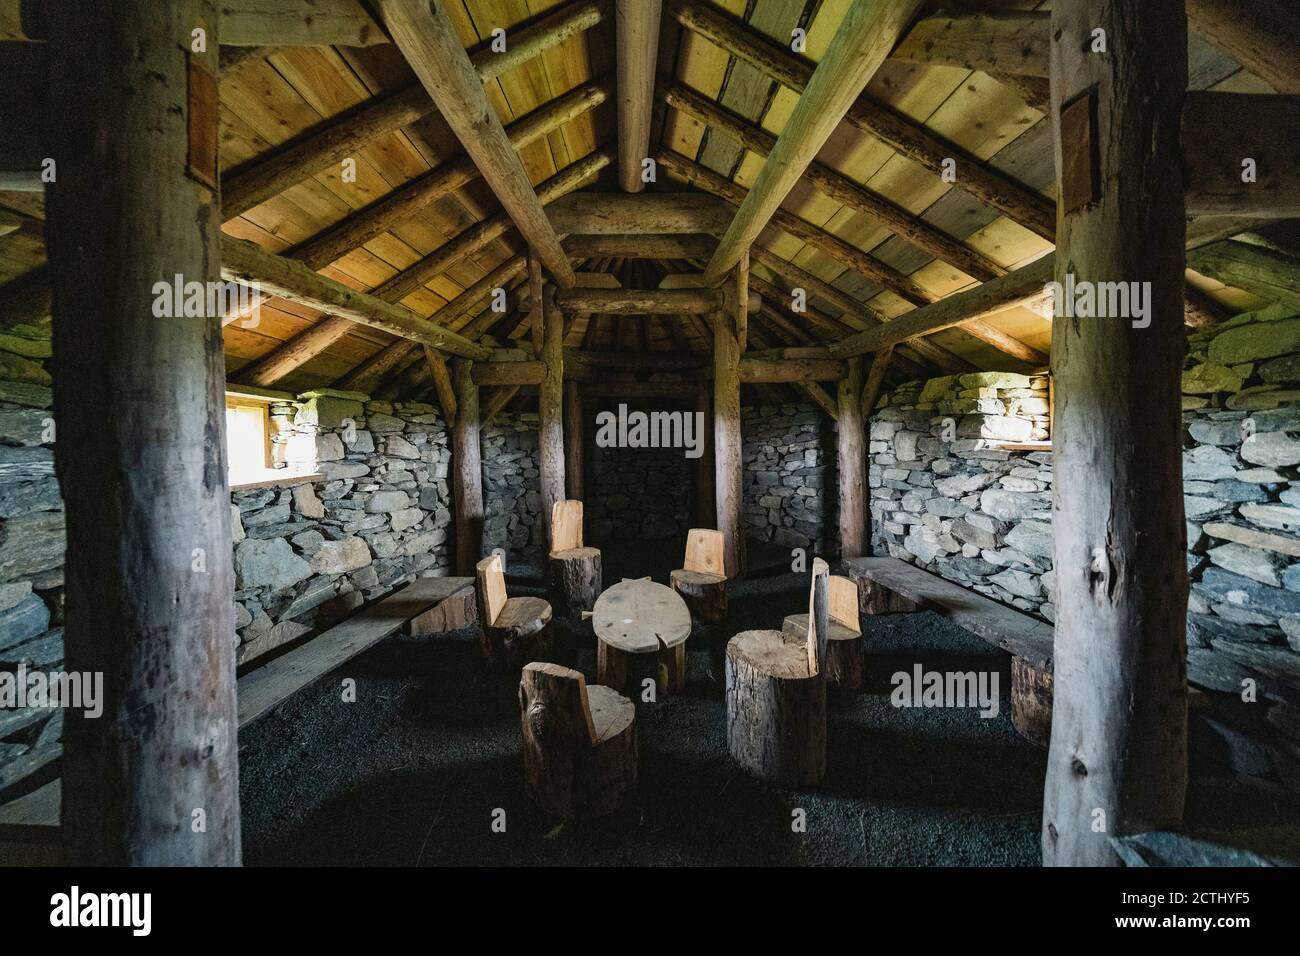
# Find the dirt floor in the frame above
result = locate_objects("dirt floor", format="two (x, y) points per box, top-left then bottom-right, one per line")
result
(238, 541), (1300, 866)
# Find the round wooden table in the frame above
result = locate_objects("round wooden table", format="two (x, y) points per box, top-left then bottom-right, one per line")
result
(591, 578), (692, 694)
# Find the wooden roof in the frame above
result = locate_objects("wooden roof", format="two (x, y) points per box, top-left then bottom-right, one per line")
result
(0, 0), (1290, 404)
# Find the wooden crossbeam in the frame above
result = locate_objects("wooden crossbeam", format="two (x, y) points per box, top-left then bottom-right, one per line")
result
(220, 236), (490, 359)
(546, 191), (734, 235)
(563, 233), (717, 259)
(1185, 0), (1300, 93)
(703, 0), (923, 283)
(376, 0), (573, 285)
(668, 0), (1056, 241)
(891, 11), (1049, 77)
(550, 287), (759, 315)
(615, 0), (661, 192)
(1182, 93), (1300, 218)
(218, 0), (385, 47)
(828, 255), (1055, 358)
(662, 81), (1004, 282)
(1188, 239), (1300, 311)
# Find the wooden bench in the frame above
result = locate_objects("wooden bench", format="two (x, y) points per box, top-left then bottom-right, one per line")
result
(0, 574), (475, 850)
(843, 556), (1054, 746)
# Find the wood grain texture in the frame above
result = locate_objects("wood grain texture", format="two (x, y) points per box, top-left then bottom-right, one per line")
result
(374, 0), (574, 285)
(615, 0), (661, 192)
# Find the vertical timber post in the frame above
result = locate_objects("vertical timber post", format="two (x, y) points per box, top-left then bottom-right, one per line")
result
(714, 265), (746, 578)
(564, 380), (583, 501)
(47, 0), (241, 864)
(837, 356), (866, 559)
(1043, 0), (1189, 866)
(452, 357), (484, 576)
(694, 381), (714, 528)
(539, 284), (566, 549)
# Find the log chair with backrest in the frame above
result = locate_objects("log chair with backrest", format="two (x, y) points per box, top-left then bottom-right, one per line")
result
(669, 529), (729, 681)
(725, 559), (830, 787)
(547, 499), (602, 621)
(475, 552), (554, 671)
(780, 574), (863, 690)
(519, 662), (637, 820)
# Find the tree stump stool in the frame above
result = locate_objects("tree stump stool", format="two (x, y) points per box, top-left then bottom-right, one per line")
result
(520, 662), (637, 820)
(779, 573), (863, 690)
(547, 500), (602, 621)
(1011, 655), (1053, 747)
(670, 529), (729, 683)
(726, 560), (830, 787)
(476, 553), (553, 671)
(592, 578), (692, 695)
(549, 547), (602, 620)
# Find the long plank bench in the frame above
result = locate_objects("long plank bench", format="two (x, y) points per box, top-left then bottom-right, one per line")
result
(0, 575), (474, 854)
(843, 556), (1055, 745)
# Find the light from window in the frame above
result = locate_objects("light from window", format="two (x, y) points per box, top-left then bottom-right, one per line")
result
(226, 398), (271, 482)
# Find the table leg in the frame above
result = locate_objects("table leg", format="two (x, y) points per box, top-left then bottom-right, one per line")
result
(657, 643), (687, 695)
(596, 639), (627, 692)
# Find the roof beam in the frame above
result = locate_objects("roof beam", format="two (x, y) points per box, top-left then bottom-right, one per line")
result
(1185, 0), (1300, 93)
(564, 233), (718, 259)
(1188, 239), (1300, 311)
(220, 236), (490, 359)
(235, 315), (354, 387)
(221, 0), (608, 219)
(890, 11), (1049, 78)
(657, 148), (932, 305)
(374, 0), (574, 285)
(218, 0), (386, 47)
(1183, 93), (1300, 218)
(548, 287), (760, 315)
(668, 0), (1055, 241)
(546, 191), (734, 235)
(703, 0), (923, 284)
(828, 255), (1055, 358)
(662, 80), (1004, 282)
(292, 78), (608, 271)
(615, 0), (661, 192)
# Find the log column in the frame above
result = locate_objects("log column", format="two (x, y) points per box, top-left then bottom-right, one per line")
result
(1043, 0), (1189, 867)
(837, 356), (866, 559)
(714, 268), (745, 578)
(693, 381), (714, 528)
(47, 0), (240, 865)
(564, 380), (583, 501)
(452, 357), (484, 576)
(539, 285), (566, 549)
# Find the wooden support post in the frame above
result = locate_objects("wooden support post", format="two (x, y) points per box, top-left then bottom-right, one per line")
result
(564, 380), (583, 500)
(714, 283), (745, 579)
(1043, 0), (1189, 867)
(452, 358), (484, 576)
(837, 356), (866, 560)
(539, 286), (566, 550)
(423, 345), (456, 426)
(693, 382), (714, 529)
(615, 0), (661, 193)
(47, 0), (240, 865)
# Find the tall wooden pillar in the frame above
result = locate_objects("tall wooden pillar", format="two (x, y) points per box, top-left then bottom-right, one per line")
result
(452, 357), (484, 576)
(694, 381), (714, 528)
(564, 380), (583, 501)
(1043, 0), (1189, 867)
(837, 356), (866, 559)
(714, 264), (746, 578)
(47, 0), (240, 864)
(539, 285), (566, 547)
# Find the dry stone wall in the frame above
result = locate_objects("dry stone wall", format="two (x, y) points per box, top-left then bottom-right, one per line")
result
(743, 403), (831, 554)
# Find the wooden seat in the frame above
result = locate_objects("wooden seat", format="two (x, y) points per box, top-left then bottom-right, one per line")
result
(844, 556), (1055, 745)
(520, 662), (637, 820)
(547, 500), (602, 620)
(725, 559), (829, 787)
(670, 529), (729, 681)
(781, 574), (864, 690)
(475, 553), (553, 671)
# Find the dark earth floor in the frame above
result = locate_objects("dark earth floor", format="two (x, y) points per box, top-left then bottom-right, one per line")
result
(239, 541), (1300, 866)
